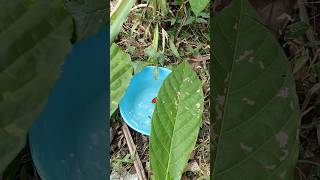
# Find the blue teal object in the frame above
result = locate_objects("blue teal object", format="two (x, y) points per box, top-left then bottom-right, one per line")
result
(28, 27), (108, 180)
(119, 66), (171, 136)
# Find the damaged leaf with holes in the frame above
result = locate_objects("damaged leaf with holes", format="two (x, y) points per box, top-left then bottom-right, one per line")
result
(212, 0), (300, 179)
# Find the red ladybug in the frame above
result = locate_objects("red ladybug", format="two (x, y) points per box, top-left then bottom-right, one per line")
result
(152, 97), (157, 104)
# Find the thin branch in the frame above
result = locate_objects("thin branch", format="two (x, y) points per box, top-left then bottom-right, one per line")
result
(122, 121), (147, 180)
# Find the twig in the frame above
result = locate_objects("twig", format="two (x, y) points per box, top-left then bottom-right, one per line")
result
(311, 48), (320, 66)
(297, 0), (319, 56)
(189, 55), (210, 62)
(132, 4), (154, 11)
(140, 0), (152, 25)
(298, 159), (320, 166)
(122, 122), (147, 180)
(301, 106), (314, 118)
(110, 127), (114, 143)
(175, 4), (187, 40)
(301, 83), (320, 112)
(295, 166), (307, 180)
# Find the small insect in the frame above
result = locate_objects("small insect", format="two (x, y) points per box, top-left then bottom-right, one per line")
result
(151, 97), (157, 104)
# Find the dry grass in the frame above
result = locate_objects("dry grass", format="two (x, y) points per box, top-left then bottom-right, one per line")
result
(110, 0), (210, 179)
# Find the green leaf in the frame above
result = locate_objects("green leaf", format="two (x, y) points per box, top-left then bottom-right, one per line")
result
(195, 17), (208, 24)
(212, 0), (300, 179)
(132, 60), (149, 74)
(150, 61), (204, 180)
(145, 46), (157, 59)
(65, 0), (107, 42)
(0, 0), (73, 175)
(284, 21), (310, 40)
(189, 0), (210, 16)
(173, 0), (183, 6)
(110, 43), (132, 116)
(169, 37), (181, 59)
(198, 12), (209, 18)
(309, 163), (320, 180)
(110, 0), (136, 44)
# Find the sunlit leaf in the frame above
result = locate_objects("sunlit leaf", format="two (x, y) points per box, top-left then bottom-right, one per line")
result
(169, 37), (180, 59)
(110, 0), (136, 44)
(110, 43), (132, 116)
(150, 61), (204, 180)
(189, 0), (210, 16)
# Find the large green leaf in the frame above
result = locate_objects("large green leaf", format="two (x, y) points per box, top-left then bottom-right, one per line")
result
(110, 0), (136, 44)
(110, 43), (132, 116)
(212, 0), (300, 179)
(150, 61), (204, 180)
(189, 0), (210, 16)
(0, 0), (73, 175)
(65, 0), (107, 42)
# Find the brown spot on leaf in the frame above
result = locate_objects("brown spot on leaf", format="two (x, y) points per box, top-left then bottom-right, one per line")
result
(290, 101), (294, 110)
(280, 149), (289, 161)
(236, 49), (255, 63)
(275, 131), (288, 148)
(259, 61), (265, 69)
(240, 143), (252, 152)
(216, 95), (225, 106)
(279, 171), (287, 179)
(215, 105), (222, 120)
(242, 97), (255, 106)
(277, 88), (289, 98)
(264, 164), (276, 170)
(224, 74), (229, 83)
(233, 23), (238, 30)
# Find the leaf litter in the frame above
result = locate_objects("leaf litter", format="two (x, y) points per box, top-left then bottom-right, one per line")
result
(110, 0), (210, 179)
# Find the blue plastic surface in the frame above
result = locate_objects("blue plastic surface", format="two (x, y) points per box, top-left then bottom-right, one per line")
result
(119, 66), (171, 136)
(28, 27), (108, 180)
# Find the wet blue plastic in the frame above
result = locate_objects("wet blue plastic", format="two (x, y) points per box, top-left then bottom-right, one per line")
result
(119, 66), (171, 136)
(28, 27), (108, 180)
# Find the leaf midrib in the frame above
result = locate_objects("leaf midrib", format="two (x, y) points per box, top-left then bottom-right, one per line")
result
(212, 0), (244, 175)
(164, 63), (190, 180)
(164, 68), (183, 179)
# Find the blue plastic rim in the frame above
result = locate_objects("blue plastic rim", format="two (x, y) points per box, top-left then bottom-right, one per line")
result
(28, 27), (107, 180)
(119, 66), (171, 136)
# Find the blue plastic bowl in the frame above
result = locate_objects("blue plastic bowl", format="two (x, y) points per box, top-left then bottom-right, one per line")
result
(28, 27), (108, 180)
(119, 66), (171, 136)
